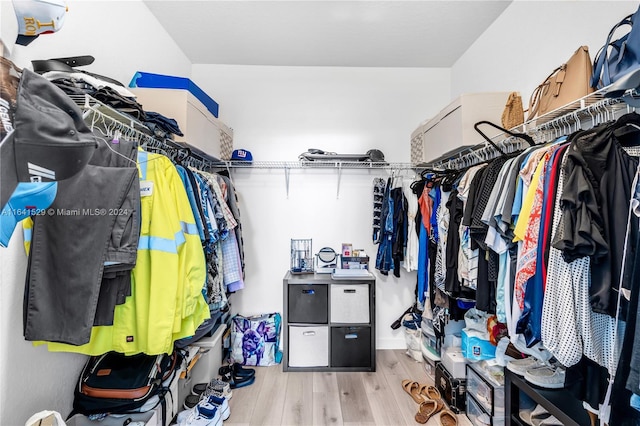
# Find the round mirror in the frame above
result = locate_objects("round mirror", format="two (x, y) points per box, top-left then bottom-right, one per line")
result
(317, 247), (337, 263)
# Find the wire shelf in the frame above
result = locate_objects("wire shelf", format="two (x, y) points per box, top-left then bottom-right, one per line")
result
(422, 87), (630, 170)
(212, 160), (419, 170)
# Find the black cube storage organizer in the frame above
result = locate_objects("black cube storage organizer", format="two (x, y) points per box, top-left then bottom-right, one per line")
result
(283, 271), (375, 372)
(435, 361), (467, 414)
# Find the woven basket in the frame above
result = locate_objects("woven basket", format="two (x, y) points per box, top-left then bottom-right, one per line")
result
(410, 128), (424, 164)
(501, 92), (524, 130)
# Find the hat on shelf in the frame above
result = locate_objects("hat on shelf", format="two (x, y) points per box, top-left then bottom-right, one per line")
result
(0, 69), (97, 244)
(12, 0), (68, 46)
(231, 149), (253, 162)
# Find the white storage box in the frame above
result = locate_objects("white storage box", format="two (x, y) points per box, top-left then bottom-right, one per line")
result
(330, 284), (369, 323)
(417, 92), (511, 163)
(441, 347), (468, 379)
(289, 325), (329, 367)
(189, 325), (226, 383)
(130, 87), (233, 159)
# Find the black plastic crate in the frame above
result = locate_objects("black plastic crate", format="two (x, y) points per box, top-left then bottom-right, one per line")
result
(435, 361), (466, 413)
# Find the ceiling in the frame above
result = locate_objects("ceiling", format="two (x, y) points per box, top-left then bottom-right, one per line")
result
(144, 1), (512, 68)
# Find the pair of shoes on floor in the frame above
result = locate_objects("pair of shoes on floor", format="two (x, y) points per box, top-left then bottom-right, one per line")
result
(401, 380), (451, 425)
(519, 404), (562, 426)
(220, 367), (256, 389)
(218, 363), (255, 379)
(177, 395), (230, 426)
(191, 378), (233, 400)
(507, 357), (566, 389)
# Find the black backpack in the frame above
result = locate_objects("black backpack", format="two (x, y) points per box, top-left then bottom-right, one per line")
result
(72, 350), (182, 418)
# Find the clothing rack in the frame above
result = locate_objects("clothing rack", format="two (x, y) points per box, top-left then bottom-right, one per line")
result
(216, 160), (416, 170)
(424, 88), (631, 170)
(69, 94), (221, 170)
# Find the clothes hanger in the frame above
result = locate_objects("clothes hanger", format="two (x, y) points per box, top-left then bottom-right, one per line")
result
(474, 120), (536, 149)
(91, 134), (137, 167)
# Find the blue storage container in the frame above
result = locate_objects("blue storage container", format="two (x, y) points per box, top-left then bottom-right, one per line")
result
(129, 71), (219, 118)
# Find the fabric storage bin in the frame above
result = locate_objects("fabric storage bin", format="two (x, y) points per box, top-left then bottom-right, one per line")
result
(461, 328), (496, 361)
(289, 326), (329, 367)
(331, 326), (372, 368)
(435, 362), (466, 414)
(466, 392), (505, 426)
(466, 363), (505, 417)
(288, 284), (328, 323)
(330, 284), (369, 323)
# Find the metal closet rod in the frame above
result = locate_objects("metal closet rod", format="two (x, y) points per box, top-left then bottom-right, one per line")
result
(208, 160), (420, 169)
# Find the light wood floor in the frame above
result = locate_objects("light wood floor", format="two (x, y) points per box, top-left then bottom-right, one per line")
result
(226, 350), (473, 426)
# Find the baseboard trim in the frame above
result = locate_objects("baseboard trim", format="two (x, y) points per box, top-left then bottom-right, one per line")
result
(376, 338), (407, 350)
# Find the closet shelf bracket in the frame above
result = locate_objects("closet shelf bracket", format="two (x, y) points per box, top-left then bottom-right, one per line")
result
(285, 166), (291, 199)
(336, 163), (343, 199)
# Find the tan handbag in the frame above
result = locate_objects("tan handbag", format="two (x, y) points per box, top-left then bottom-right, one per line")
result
(527, 46), (594, 120)
(501, 92), (524, 130)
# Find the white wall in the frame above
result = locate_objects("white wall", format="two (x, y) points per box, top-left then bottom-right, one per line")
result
(8, 0), (192, 84)
(191, 64), (451, 349)
(451, 0), (639, 102)
(0, 1), (191, 424)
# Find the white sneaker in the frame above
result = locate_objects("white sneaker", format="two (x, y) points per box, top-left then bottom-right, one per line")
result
(506, 357), (543, 376)
(524, 365), (566, 389)
(177, 399), (221, 426)
(202, 395), (230, 421)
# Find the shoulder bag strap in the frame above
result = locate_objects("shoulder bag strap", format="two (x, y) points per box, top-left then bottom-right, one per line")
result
(528, 65), (561, 119)
(591, 15), (634, 88)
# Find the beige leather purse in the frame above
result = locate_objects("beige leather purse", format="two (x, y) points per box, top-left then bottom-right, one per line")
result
(527, 46), (594, 120)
